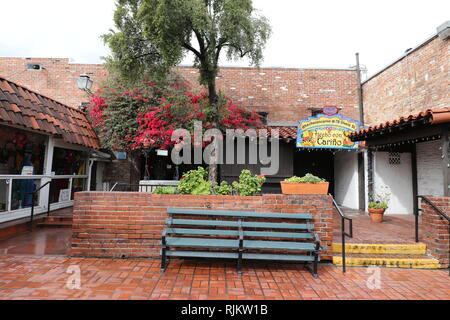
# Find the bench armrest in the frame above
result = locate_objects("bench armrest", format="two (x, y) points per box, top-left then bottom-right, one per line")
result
(314, 233), (322, 252)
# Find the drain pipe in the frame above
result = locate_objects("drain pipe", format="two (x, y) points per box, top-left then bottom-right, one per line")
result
(356, 53), (368, 211)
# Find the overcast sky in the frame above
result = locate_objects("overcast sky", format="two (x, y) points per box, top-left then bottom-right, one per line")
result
(0, 0), (448, 77)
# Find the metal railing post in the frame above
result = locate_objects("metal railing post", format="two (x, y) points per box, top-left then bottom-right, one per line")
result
(342, 216), (346, 273)
(47, 181), (52, 217)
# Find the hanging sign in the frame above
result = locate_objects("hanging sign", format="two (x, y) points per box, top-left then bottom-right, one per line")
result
(297, 115), (360, 150)
(322, 106), (339, 116)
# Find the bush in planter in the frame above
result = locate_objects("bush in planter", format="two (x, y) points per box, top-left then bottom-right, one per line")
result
(232, 170), (266, 196)
(284, 174), (326, 183)
(213, 181), (233, 196)
(177, 167), (212, 195)
(281, 173), (329, 195)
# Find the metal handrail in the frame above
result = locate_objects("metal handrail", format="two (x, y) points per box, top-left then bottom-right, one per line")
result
(330, 195), (353, 273)
(27, 180), (52, 226)
(416, 195), (450, 276)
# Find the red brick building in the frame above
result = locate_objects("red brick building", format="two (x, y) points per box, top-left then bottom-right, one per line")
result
(0, 58), (361, 200)
(352, 21), (450, 215)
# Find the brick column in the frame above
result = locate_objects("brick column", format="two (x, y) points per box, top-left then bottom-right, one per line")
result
(420, 196), (450, 267)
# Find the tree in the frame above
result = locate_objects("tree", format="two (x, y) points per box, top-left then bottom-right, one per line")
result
(104, 0), (271, 182)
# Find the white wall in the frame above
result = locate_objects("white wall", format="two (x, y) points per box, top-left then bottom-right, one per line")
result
(334, 151), (359, 210)
(417, 140), (443, 196)
(374, 152), (414, 214)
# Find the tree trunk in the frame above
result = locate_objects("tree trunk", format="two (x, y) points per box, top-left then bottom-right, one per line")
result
(129, 150), (142, 185)
(208, 80), (219, 184)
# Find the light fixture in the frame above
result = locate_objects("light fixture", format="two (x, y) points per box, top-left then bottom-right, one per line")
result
(77, 75), (93, 92)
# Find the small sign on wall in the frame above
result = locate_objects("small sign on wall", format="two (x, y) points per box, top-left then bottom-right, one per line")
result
(58, 189), (71, 202)
(116, 152), (127, 160)
(157, 149), (169, 157)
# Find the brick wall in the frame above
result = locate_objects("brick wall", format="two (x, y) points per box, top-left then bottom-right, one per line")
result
(420, 196), (450, 267)
(0, 57), (360, 123)
(178, 66), (360, 123)
(0, 57), (107, 109)
(417, 141), (444, 197)
(362, 35), (449, 126)
(71, 192), (336, 261)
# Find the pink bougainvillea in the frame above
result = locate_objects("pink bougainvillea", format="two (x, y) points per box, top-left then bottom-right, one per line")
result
(89, 81), (263, 152)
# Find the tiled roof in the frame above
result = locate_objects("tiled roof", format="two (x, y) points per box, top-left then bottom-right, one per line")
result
(351, 108), (450, 138)
(0, 76), (100, 149)
(258, 126), (297, 139)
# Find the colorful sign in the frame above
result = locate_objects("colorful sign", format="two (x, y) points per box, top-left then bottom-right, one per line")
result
(297, 115), (360, 150)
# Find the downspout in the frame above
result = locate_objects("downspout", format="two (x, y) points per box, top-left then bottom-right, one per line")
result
(356, 53), (368, 210)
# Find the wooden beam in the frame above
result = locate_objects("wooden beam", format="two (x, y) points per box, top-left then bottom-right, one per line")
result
(366, 125), (442, 147)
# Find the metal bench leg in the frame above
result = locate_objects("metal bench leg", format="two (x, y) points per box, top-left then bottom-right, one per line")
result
(161, 249), (168, 273)
(312, 252), (319, 279)
(237, 251), (243, 276)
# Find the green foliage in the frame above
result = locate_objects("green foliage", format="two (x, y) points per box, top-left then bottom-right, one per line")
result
(284, 174), (327, 184)
(104, 0), (271, 91)
(154, 186), (177, 194)
(177, 167), (212, 195)
(232, 170), (266, 196)
(368, 202), (388, 210)
(213, 181), (233, 195)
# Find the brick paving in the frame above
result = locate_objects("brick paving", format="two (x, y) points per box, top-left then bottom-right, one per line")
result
(0, 254), (450, 300)
(334, 212), (417, 244)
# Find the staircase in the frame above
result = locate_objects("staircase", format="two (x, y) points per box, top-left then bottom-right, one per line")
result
(37, 212), (73, 228)
(332, 243), (441, 269)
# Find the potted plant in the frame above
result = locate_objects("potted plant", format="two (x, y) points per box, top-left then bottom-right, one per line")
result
(368, 186), (391, 223)
(281, 174), (329, 195)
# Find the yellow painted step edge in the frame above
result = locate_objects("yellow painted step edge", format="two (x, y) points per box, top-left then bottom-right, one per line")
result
(332, 243), (427, 255)
(333, 256), (441, 269)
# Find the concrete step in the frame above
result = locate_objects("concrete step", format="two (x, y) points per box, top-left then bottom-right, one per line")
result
(332, 243), (427, 255)
(333, 254), (441, 269)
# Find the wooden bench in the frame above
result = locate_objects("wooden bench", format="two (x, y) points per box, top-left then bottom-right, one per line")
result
(160, 209), (322, 278)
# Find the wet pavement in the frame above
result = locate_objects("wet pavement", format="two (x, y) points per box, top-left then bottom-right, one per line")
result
(0, 228), (71, 256)
(0, 255), (450, 300)
(334, 213), (417, 244)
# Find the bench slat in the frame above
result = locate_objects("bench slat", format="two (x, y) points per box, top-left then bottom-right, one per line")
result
(244, 240), (316, 251)
(165, 251), (315, 262)
(166, 237), (238, 248)
(168, 208), (313, 220)
(166, 228), (314, 239)
(170, 219), (312, 230)
(167, 228), (239, 237)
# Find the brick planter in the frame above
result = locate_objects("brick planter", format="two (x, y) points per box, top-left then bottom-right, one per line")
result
(420, 196), (450, 268)
(71, 192), (336, 260)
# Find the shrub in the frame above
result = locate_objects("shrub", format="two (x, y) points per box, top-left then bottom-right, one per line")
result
(232, 170), (266, 196)
(154, 186), (177, 195)
(177, 167), (211, 195)
(213, 181), (233, 195)
(284, 174), (326, 183)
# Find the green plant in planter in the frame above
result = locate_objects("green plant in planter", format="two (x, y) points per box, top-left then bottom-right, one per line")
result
(213, 181), (233, 196)
(154, 186), (177, 195)
(232, 170), (266, 196)
(284, 174), (326, 183)
(368, 186), (391, 210)
(177, 167), (212, 195)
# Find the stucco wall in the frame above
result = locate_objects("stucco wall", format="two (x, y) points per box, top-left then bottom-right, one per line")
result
(334, 151), (359, 209)
(374, 152), (414, 214)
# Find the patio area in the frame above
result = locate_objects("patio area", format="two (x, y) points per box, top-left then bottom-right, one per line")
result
(0, 254), (450, 300)
(334, 209), (417, 244)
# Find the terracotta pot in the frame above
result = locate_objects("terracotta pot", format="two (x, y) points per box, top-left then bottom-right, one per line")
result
(369, 208), (385, 223)
(280, 182), (329, 195)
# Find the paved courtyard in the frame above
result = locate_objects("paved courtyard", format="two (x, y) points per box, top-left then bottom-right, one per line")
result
(1, 254), (450, 300)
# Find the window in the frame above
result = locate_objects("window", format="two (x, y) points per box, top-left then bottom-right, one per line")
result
(257, 112), (269, 125)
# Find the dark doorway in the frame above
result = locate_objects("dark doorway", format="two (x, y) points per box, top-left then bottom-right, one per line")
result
(294, 149), (335, 196)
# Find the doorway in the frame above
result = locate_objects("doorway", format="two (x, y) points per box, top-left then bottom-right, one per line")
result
(294, 149), (335, 196)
